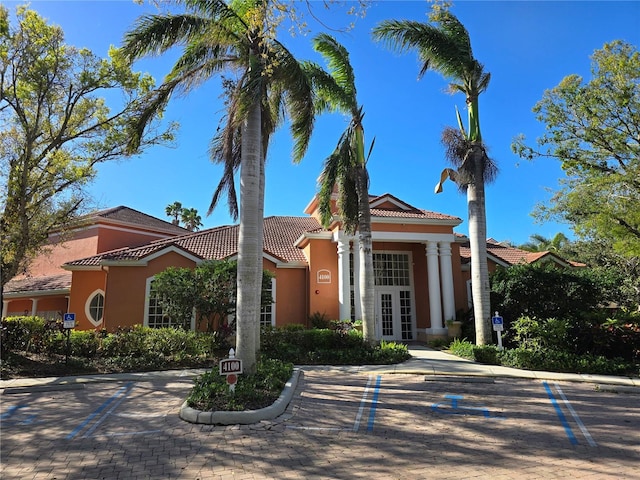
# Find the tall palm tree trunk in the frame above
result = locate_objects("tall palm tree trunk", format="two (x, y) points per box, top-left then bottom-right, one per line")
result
(236, 100), (262, 374)
(254, 143), (265, 354)
(355, 165), (375, 344)
(467, 145), (491, 345)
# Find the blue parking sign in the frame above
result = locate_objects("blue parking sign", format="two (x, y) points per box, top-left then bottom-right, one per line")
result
(63, 313), (76, 329)
(492, 315), (503, 332)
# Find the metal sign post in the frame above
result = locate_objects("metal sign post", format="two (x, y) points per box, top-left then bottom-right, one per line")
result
(492, 312), (504, 350)
(63, 313), (76, 363)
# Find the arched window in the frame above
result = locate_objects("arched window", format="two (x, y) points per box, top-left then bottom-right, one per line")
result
(85, 290), (105, 326)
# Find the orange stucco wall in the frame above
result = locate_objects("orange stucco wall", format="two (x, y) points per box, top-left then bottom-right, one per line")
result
(27, 230), (99, 277)
(96, 225), (172, 252)
(5, 296), (68, 318)
(270, 266), (308, 326)
(102, 252), (198, 331)
(305, 238), (340, 321)
(67, 270), (107, 330)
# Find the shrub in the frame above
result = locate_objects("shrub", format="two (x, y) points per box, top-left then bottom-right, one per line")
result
(473, 345), (500, 365)
(498, 347), (633, 375)
(260, 327), (409, 365)
(187, 358), (294, 411)
(490, 263), (612, 345)
(1, 316), (60, 353)
(47, 330), (101, 357)
(448, 338), (474, 360)
(309, 312), (331, 329)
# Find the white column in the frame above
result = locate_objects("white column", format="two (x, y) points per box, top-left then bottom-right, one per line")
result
(439, 241), (456, 323)
(337, 233), (351, 321)
(426, 241), (444, 331)
(352, 237), (362, 321)
(30, 298), (39, 317)
(2, 300), (9, 318)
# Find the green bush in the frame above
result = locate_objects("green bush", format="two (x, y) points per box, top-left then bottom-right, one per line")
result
(47, 331), (101, 357)
(187, 358), (294, 411)
(1, 316), (60, 353)
(260, 327), (409, 365)
(473, 345), (500, 365)
(309, 312), (331, 329)
(498, 347), (632, 375)
(448, 338), (474, 360)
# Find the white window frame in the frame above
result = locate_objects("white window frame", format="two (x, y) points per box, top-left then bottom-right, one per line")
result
(85, 289), (105, 327)
(260, 278), (276, 327)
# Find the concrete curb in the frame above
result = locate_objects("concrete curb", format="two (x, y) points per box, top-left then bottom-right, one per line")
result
(179, 368), (301, 425)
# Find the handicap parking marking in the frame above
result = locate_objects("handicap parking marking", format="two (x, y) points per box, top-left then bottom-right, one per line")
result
(0, 404), (39, 426)
(431, 394), (506, 419)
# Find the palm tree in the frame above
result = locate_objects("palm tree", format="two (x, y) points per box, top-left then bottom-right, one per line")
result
(165, 201), (182, 226)
(520, 233), (569, 253)
(374, 9), (497, 345)
(180, 207), (203, 231)
(304, 33), (376, 343)
(122, 0), (315, 373)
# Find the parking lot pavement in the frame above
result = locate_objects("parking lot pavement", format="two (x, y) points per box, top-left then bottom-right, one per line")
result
(2, 370), (639, 479)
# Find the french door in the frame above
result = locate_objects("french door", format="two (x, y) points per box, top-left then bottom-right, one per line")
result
(373, 252), (414, 341)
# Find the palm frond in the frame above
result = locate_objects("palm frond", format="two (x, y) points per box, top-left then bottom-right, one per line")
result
(373, 19), (468, 81)
(302, 61), (353, 114)
(122, 13), (212, 60)
(317, 124), (362, 232)
(269, 40), (315, 163)
(312, 33), (356, 100)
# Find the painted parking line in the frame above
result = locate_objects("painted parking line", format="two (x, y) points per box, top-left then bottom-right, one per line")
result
(366, 375), (382, 432)
(66, 382), (134, 440)
(553, 382), (597, 447)
(543, 381), (578, 445)
(353, 375), (374, 432)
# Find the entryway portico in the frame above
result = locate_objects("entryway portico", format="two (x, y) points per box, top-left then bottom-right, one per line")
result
(335, 229), (460, 342)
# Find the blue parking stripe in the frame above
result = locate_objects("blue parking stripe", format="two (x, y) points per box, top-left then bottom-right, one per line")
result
(66, 383), (133, 440)
(366, 375), (382, 432)
(543, 381), (578, 445)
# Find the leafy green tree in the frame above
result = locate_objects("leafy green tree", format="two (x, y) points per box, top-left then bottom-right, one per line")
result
(559, 238), (640, 309)
(152, 260), (273, 332)
(304, 33), (375, 343)
(180, 207), (203, 232)
(491, 263), (607, 324)
(165, 201), (183, 226)
(152, 267), (198, 330)
(374, 7), (497, 344)
(513, 41), (640, 257)
(0, 5), (171, 290)
(122, 0), (315, 373)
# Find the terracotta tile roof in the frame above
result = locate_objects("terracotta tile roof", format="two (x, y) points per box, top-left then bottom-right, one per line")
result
(460, 241), (575, 267)
(370, 207), (461, 221)
(5, 273), (72, 294)
(65, 217), (324, 268)
(79, 206), (188, 235)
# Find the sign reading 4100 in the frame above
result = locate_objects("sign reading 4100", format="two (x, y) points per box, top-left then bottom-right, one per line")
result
(219, 358), (243, 375)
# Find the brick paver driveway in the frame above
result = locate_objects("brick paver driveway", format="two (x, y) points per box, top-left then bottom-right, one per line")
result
(1, 370), (639, 479)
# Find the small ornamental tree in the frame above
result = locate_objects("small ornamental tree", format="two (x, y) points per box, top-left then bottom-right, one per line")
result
(152, 260), (273, 332)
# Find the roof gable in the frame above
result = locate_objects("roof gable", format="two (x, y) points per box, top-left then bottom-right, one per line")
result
(90, 206), (189, 235)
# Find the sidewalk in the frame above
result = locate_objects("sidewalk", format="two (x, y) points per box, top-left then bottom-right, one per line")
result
(1, 345), (639, 391)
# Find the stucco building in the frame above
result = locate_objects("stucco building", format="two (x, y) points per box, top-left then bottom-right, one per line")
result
(4, 193), (568, 342)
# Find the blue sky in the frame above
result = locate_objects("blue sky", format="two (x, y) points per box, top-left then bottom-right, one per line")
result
(8, 1), (640, 245)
